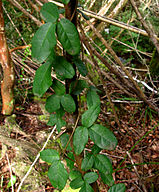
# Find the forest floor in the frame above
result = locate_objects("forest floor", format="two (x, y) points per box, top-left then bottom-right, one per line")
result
(0, 97), (159, 192)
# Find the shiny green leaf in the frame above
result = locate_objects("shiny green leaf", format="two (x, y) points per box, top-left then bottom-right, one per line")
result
(94, 154), (113, 174)
(70, 176), (84, 189)
(100, 172), (114, 187)
(60, 133), (72, 151)
(89, 124), (117, 150)
(79, 182), (94, 192)
(82, 105), (100, 128)
(61, 94), (76, 112)
(83, 172), (98, 184)
(57, 18), (80, 55)
(69, 80), (88, 95)
(87, 88), (100, 109)
(73, 126), (88, 155)
(52, 79), (65, 95)
(40, 2), (59, 23)
(40, 149), (59, 163)
(33, 61), (52, 97)
(48, 161), (68, 190)
(45, 94), (61, 113)
(32, 22), (56, 63)
(81, 153), (95, 171)
(73, 57), (88, 76)
(53, 56), (75, 80)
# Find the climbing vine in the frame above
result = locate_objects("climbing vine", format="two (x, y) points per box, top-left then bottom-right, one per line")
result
(32, 1), (125, 191)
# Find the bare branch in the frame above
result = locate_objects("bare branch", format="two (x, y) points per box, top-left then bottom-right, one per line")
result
(130, 0), (159, 54)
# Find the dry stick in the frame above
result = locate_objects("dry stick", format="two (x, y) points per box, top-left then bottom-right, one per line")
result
(6, 153), (14, 192)
(80, 25), (137, 94)
(127, 152), (148, 192)
(130, 0), (159, 54)
(62, 114), (80, 158)
(50, 0), (159, 40)
(17, 125), (56, 192)
(84, 53), (135, 98)
(2, 5), (27, 46)
(28, 0), (40, 12)
(84, 19), (159, 113)
(7, 0), (42, 26)
(86, 19), (145, 97)
(111, 37), (152, 57)
(34, 0), (43, 7)
(89, 49), (121, 129)
(79, 24), (121, 129)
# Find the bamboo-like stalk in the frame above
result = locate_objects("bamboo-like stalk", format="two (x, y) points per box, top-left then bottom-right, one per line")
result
(0, 2), (15, 115)
(49, 0), (159, 40)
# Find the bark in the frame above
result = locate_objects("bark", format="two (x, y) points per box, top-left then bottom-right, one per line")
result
(0, 2), (15, 115)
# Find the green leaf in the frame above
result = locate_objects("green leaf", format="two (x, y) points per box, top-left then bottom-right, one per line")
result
(100, 172), (114, 187)
(32, 22), (56, 63)
(57, 18), (80, 55)
(40, 149), (60, 163)
(7, 175), (16, 189)
(83, 172), (98, 184)
(70, 176), (84, 189)
(91, 145), (101, 154)
(73, 126), (88, 155)
(47, 108), (66, 132)
(47, 113), (57, 126)
(69, 80), (88, 95)
(82, 105), (100, 128)
(61, 94), (76, 113)
(94, 154), (113, 174)
(45, 94), (61, 113)
(62, 0), (70, 4)
(48, 160), (68, 190)
(33, 61), (52, 97)
(40, 2), (59, 23)
(66, 152), (75, 169)
(69, 170), (81, 181)
(108, 184), (126, 192)
(53, 56), (75, 80)
(81, 153), (95, 171)
(87, 88), (100, 109)
(73, 57), (88, 76)
(89, 124), (117, 150)
(79, 182), (94, 192)
(56, 118), (66, 132)
(52, 79), (65, 95)
(60, 133), (72, 151)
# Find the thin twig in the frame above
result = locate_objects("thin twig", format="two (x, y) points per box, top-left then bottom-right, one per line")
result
(130, 0), (159, 54)
(17, 125), (56, 192)
(127, 151), (148, 192)
(6, 153), (14, 192)
(62, 115), (80, 157)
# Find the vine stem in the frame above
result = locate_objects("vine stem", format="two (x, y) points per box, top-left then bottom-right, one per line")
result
(62, 114), (80, 157)
(17, 125), (56, 192)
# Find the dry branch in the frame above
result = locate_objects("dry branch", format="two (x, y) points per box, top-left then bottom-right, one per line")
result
(130, 0), (159, 54)
(7, 0), (42, 26)
(50, 0), (159, 40)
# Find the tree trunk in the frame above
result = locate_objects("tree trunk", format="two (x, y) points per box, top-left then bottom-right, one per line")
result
(0, 1), (15, 115)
